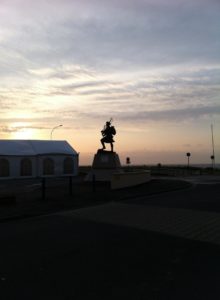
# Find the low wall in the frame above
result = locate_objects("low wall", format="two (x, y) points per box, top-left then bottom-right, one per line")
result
(111, 171), (151, 190)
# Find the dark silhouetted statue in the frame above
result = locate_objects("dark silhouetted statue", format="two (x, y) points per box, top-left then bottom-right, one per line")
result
(100, 119), (116, 152)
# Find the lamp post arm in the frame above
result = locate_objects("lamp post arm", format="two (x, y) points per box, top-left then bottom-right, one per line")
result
(50, 125), (62, 140)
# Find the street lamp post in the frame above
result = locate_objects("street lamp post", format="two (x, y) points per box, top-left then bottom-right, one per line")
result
(210, 155), (215, 171)
(211, 124), (215, 170)
(50, 125), (63, 140)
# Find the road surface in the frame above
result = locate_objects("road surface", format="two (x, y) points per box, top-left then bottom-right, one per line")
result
(0, 180), (220, 299)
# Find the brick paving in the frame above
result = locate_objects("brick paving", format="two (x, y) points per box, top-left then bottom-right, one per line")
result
(1, 176), (220, 299)
(60, 202), (220, 245)
(1, 176), (220, 246)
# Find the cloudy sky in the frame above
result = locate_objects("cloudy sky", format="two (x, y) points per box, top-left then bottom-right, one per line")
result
(0, 0), (220, 165)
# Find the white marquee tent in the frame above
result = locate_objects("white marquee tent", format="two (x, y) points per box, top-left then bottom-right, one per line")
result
(0, 140), (79, 179)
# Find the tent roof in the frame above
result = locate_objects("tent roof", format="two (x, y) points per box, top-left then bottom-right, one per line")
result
(0, 140), (78, 156)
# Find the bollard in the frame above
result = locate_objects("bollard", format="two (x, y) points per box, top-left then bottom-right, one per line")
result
(69, 176), (73, 196)
(92, 174), (96, 192)
(41, 178), (46, 200)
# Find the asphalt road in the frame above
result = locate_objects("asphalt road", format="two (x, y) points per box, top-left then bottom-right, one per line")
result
(124, 178), (220, 212)
(0, 181), (220, 300)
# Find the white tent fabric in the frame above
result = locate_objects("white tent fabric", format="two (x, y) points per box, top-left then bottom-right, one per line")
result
(0, 140), (78, 179)
(0, 140), (77, 156)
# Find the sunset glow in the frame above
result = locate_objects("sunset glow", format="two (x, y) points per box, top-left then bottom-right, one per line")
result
(0, 0), (219, 165)
(11, 126), (35, 140)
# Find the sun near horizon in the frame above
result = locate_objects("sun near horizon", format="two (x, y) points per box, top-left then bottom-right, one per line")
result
(0, 0), (219, 165)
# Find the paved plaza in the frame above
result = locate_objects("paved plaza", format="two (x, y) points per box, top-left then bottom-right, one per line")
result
(61, 201), (220, 245)
(0, 176), (220, 299)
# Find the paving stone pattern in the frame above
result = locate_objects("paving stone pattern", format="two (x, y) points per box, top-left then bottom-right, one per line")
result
(60, 202), (220, 245)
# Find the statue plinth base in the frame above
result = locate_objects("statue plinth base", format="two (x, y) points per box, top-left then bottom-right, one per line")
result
(93, 149), (121, 169)
(85, 149), (122, 181)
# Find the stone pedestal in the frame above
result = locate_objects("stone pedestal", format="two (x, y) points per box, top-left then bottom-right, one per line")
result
(85, 149), (122, 181)
(92, 150), (121, 169)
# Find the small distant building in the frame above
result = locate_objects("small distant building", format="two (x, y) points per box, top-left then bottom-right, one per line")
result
(0, 140), (79, 179)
